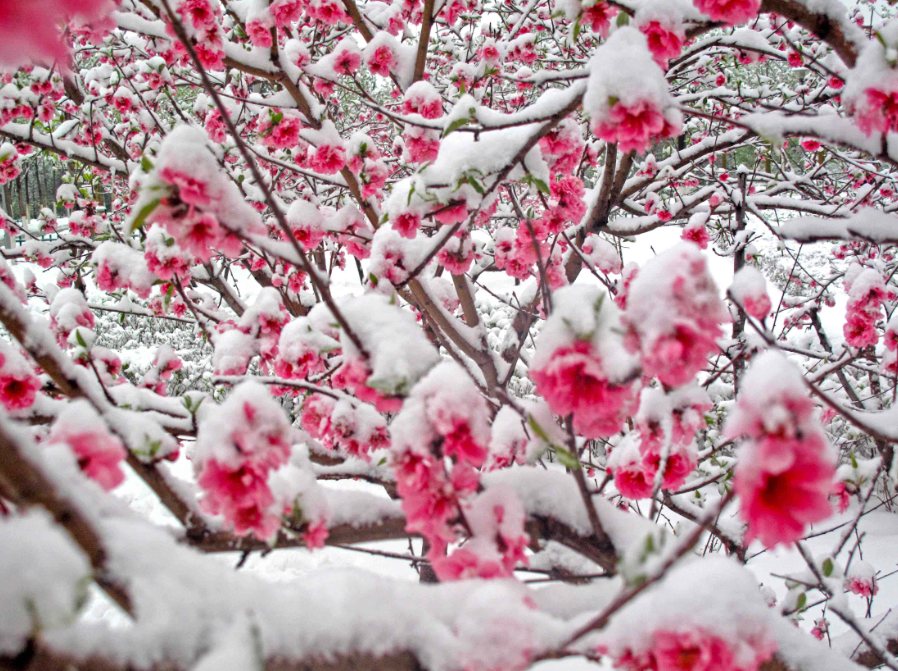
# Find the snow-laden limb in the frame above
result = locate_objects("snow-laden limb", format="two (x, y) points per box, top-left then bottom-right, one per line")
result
(777, 209), (898, 244)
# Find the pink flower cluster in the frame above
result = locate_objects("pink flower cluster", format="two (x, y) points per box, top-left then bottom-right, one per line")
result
(607, 627), (775, 671)
(846, 561), (878, 598)
(46, 402), (126, 492)
(855, 88), (898, 136)
(842, 265), (889, 348)
(333, 357), (404, 413)
(581, 3), (617, 37)
(623, 243), (729, 388)
(151, 167), (242, 263)
(639, 21), (684, 67)
(593, 100), (681, 154)
(431, 487), (529, 581)
(693, 0), (761, 25)
(0, 343), (41, 412)
(608, 388), (709, 499)
(532, 341), (639, 439)
(390, 362), (528, 579)
(0, 145), (22, 185)
(300, 395), (389, 461)
(727, 352), (835, 548)
(196, 383), (293, 540)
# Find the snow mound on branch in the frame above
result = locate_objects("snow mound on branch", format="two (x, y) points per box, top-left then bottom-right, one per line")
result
(0, 510), (90, 654)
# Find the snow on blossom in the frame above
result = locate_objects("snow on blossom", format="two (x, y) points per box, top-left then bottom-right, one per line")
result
(140, 126), (263, 247)
(45, 400), (126, 491)
(0, 144), (22, 185)
(329, 293), (440, 405)
(326, 399), (390, 461)
(531, 285), (640, 438)
(581, 233), (622, 274)
(622, 243), (729, 388)
(597, 557), (777, 671)
(693, 0), (760, 25)
(49, 288), (95, 348)
(195, 381), (293, 540)
(0, 341), (41, 412)
(402, 81), (444, 119)
(609, 385), (710, 498)
(487, 407), (529, 470)
(275, 316), (339, 380)
(842, 265), (886, 348)
(92, 241), (155, 298)
(730, 266), (772, 321)
(364, 32), (399, 77)
(433, 486), (529, 580)
(584, 29), (682, 154)
(681, 212), (712, 249)
(287, 199), (328, 250)
(389, 361), (492, 554)
(726, 352), (836, 548)
(846, 560), (878, 598)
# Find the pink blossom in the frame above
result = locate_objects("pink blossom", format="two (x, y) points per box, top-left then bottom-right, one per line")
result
(267, 116), (304, 148)
(639, 21), (684, 67)
(198, 460), (281, 539)
(270, 0), (303, 26)
(179, 0), (218, 30)
(623, 245), (728, 388)
(681, 221), (711, 249)
(433, 202), (468, 226)
(332, 48), (362, 76)
(405, 131), (440, 164)
(730, 372), (835, 547)
(594, 100), (677, 154)
(392, 211), (422, 239)
(246, 18), (273, 48)
(0, 371), (41, 411)
(158, 167), (211, 207)
(532, 341), (639, 439)
(367, 44), (397, 77)
(693, 0), (760, 25)
(310, 143), (346, 174)
(179, 211), (222, 261)
(856, 88), (898, 136)
(63, 431), (127, 491)
(582, 3), (617, 36)
(847, 575), (878, 598)
(432, 548), (504, 581)
(303, 520), (329, 549)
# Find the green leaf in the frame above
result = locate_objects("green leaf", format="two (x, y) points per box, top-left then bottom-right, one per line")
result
(554, 447), (580, 469)
(527, 414), (551, 444)
(616, 11), (629, 26)
(796, 592), (807, 611)
(140, 156), (154, 173)
(532, 177), (550, 195)
(377, 456), (387, 466)
(822, 558), (834, 577)
(75, 329), (87, 348)
(443, 115), (472, 137)
(130, 198), (160, 232)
